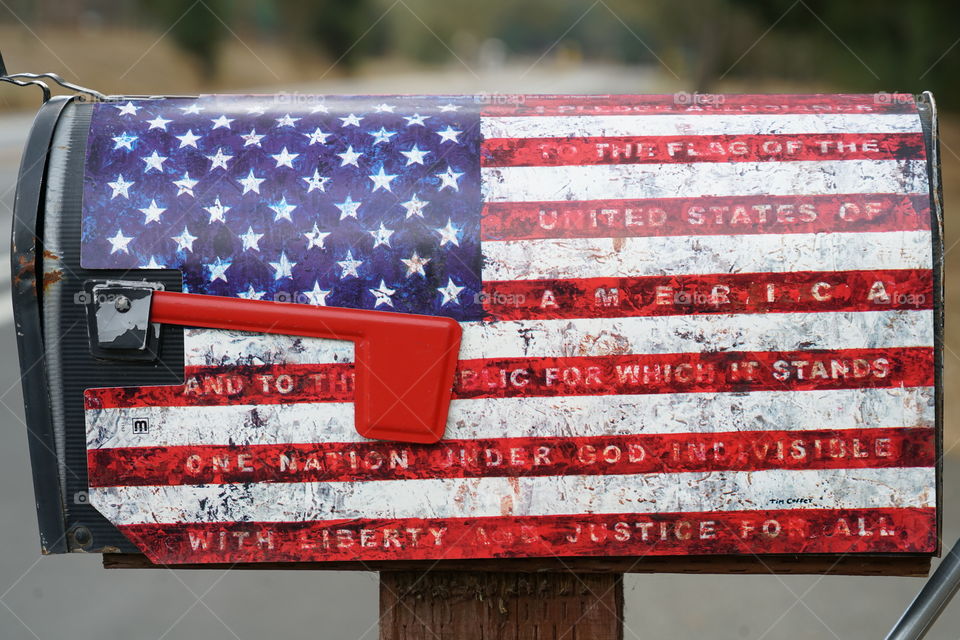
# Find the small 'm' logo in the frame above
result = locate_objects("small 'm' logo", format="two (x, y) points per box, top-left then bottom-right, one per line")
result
(132, 418), (150, 434)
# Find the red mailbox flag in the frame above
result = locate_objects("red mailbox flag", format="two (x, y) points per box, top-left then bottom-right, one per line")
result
(150, 291), (461, 444)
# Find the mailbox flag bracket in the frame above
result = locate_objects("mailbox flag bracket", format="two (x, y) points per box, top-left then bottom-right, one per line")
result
(86, 281), (461, 444)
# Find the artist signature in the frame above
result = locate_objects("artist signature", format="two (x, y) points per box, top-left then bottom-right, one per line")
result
(768, 497), (815, 505)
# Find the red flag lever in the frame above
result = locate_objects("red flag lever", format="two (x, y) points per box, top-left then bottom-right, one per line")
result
(149, 291), (461, 444)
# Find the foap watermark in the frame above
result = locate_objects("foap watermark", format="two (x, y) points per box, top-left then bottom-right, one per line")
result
(73, 290), (130, 306)
(272, 290), (329, 305)
(873, 91), (914, 106)
(474, 92), (527, 106)
(671, 287), (731, 306)
(673, 92), (726, 107)
(880, 291), (927, 307)
(272, 91), (328, 109)
(474, 290), (526, 307)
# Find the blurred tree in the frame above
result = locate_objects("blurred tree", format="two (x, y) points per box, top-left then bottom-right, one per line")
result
(274, 0), (386, 72)
(726, 0), (960, 104)
(143, 0), (227, 81)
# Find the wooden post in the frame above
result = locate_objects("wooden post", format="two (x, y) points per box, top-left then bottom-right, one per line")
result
(379, 571), (623, 640)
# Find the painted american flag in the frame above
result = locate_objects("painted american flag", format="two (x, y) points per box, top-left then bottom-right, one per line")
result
(81, 94), (938, 564)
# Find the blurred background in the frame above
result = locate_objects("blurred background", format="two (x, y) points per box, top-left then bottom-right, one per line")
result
(1, 0), (959, 638)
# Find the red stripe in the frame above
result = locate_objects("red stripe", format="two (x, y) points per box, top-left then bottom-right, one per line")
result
(480, 94), (918, 116)
(480, 194), (931, 240)
(85, 347), (933, 408)
(87, 427), (934, 487)
(454, 348), (932, 400)
(85, 363), (355, 409)
(483, 269), (933, 320)
(118, 507), (937, 564)
(481, 133), (925, 167)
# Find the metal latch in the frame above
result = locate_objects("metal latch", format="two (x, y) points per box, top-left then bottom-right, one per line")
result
(85, 280), (164, 361)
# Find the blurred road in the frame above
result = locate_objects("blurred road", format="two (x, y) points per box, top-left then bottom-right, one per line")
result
(0, 90), (957, 639)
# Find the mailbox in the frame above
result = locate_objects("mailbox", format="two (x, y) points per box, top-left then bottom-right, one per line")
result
(8, 87), (943, 569)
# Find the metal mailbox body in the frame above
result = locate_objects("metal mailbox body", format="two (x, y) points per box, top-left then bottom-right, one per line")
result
(12, 93), (943, 566)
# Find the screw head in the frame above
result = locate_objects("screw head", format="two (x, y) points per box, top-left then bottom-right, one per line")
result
(114, 295), (132, 313)
(72, 526), (92, 548)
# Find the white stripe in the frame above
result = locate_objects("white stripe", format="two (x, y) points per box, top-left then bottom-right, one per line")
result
(183, 309), (932, 366)
(481, 113), (923, 139)
(481, 160), (929, 202)
(482, 231), (932, 280)
(90, 467), (935, 525)
(87, 386), (934, 449)
(184, 328), (354, 367)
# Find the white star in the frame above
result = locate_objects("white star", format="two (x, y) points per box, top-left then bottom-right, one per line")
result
(143, 255), (164, 269)
(108, 174), (134, 199)
(204, 196), (231, 223)
(269, 197), (297, 222)
(337, 250), (363, 278)
(401, 194), (428, 218)
(207, 256), (232, 282)
(238, 169), (265, 194)
(176, 129), (201, 148)
(245, 104), (266, 116)
(339, 113), (362, 127)
(439, 103), (460, 112)
(139, 199), (166, 224)
(368, 222), (394, 248)
(275, 113), (300, 128)
(437, 277), (465, 306)
(337, 145), (362, 167)
(108, 229), (133, 254)
(335, 195), (361, 220)
(115, 101), (140, 115)
(404, 113), (427, 126)
(271, 146), (299, 168)
(112, 132), (138, 150)
(373, 103), (395, 113)
(210, 115), (234, 129)
(303, 281), (331, 306)
(369, 279), (396, 308)
(310, 103), (329, 114)
(270, 252), (297, 280)
(147, 115), (172, 130)
(141, 150), (167, 172)
(401, 251), (431, 278)
(238, 284), (265, 300)
(435, 166), (464, 191)
(304, 127), (331, 145)
(369, 166), (397, 192)
(436, 125), (461, 143)
(173, 172), (198, 197)
(435, 218), (462, 246)
(180, 103), (203, 115)
(241, 129), (265, 147)
(239, 226), (263, 251)
(368, 127), (396, 145)
(205, 147), (233, 170)
(303, 223), (330, 249)
(400, 144), (430, 166)
(172, 227), (197, 252)
(302, 169), (330, 193)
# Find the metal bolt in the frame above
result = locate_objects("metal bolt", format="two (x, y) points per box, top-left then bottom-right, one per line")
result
(114, 295), (132, 313)
(71, 526), (92, 548)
